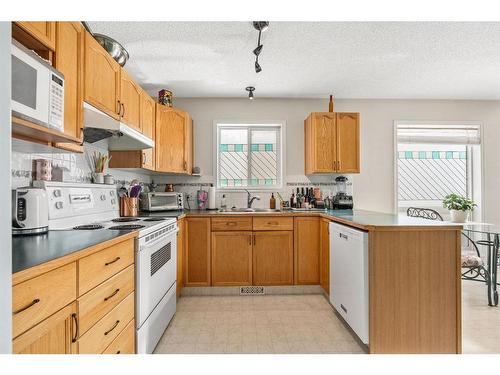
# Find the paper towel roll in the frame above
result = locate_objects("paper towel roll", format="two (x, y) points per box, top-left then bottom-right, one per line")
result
(208, 186), (216, 209)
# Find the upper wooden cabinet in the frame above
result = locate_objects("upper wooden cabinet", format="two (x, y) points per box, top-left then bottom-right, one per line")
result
(294, 217), (320, 285)
(305, 112), (360, 174)
(156, 105), (193, 174)
(13, 22), (56, 51)
(140, 92), (156, 170)
(53, 22), (84, 151)
(84, 31), (121, 120)
(120, 69), (142, 131)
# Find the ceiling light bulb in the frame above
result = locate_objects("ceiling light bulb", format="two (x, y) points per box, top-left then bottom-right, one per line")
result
(255, 60), (262, 73)
(245, 86), (255, 100)
(249, 91), (254, 100)
(253, 44), (263, 56)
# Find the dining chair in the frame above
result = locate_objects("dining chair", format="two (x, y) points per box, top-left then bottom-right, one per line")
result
(407, 207), (492, 305)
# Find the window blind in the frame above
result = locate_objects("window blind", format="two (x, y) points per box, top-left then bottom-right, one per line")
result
(397, 125), (481, 145)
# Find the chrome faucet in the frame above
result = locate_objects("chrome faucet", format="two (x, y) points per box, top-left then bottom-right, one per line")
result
(245, 190), (260, 208)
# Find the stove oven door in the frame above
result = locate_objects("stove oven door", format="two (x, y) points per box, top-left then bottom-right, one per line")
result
(136, 229), (177, 329)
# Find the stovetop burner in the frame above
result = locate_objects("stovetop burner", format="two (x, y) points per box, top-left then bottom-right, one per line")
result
(142, 217), (167, 221)
(111, 217), (141, 223)
(73, 224), (104, 230)
(108, 224), (146, 230)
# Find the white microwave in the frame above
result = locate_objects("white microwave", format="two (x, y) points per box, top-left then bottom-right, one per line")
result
(140, 192), (184, 211)
(11, 39), (65, 132)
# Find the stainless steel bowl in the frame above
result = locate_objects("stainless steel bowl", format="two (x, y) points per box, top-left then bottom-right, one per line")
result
(93, 33), (129, 67)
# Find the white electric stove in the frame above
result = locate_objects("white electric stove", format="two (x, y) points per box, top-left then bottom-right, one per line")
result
(33, 180), (178, 354)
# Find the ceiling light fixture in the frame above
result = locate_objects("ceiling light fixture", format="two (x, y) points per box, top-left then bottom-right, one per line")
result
(246, 86), (255, 100)
(252, 21), (269, 73)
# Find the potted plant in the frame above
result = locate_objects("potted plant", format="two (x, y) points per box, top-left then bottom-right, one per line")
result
(442, 193), (476, 223)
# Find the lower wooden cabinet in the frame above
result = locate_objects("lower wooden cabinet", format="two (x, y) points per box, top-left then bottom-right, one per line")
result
(185, 217), (211, 286)
(294, 217), (320, 284)
(13, 302), (77, 354)
(211, 231), (253, 286)
(320, 218), (330, 294)
(102, 319), (135, 354)
(176, 218), (185, 298)
(253, 231), (293, 285)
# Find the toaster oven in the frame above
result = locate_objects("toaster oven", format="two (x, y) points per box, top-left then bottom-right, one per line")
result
(140, 192), (184, 211)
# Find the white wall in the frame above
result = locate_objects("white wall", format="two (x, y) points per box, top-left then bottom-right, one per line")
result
(0, 22), (12, 353)
(171, 98), (500, 222)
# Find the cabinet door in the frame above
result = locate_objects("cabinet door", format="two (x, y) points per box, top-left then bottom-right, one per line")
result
(319, 218), (330, 294)
(176, 218), (185, 298)
(185, 217), (211, 286)
(184, 114), (193, 174)
(305, 113), (336, 173)
(155, 106), (187, 173)
(253, 231), (293, 285)
(336, 112), (360, 173)
(14, 22), (56, 50)
(211, 231), (253, 286)
(140, 94), (156, 170)
(84, 31), (121, 120)
(120, 69), (142, 131)
(54, 22), (84, 143)
(294, 217), (320, 284)
(13, 302), (77, 354)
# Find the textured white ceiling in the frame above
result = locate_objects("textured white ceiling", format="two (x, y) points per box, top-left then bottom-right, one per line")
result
(88, 22), (500, 99)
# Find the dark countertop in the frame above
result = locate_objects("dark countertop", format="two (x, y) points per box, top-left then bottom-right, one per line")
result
(12, 229), (136, 274)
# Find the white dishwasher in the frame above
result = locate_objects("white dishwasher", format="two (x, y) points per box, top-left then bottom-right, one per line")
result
(329, 222), (369, 344)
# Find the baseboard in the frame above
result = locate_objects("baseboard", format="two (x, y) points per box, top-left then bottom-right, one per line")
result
(180, 285), (323, 297)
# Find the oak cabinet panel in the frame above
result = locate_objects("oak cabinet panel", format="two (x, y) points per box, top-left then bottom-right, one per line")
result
(294, 217), (320, 284)
(120, 69), (142, 131)
(141, 92), (156, 170)
(53, 22), (84, 150)
(176, 218), (185, 298)
(336, 112), (360, 173)
(185, 217), (211, 286)
(320, 218), (330, 294)
(84, 31), (121, 120)
(14, 22), (56, 50)
(13, 302), (77, 354)
(253, 231), (293, 285)
(253, 216), (293, 231)
(211, 216), (253, 231)
(211, 231), (253, 286)
(102, 319), (135, 354)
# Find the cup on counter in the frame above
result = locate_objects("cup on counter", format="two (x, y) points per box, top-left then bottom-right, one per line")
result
(104, 174), (114, 185)
(120, 197), (138, 217)
(93, 172), (104, 184)
(34, 159), (52, 181)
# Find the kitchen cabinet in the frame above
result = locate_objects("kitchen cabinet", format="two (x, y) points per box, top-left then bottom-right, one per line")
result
(141, 92), (156, 170)
(320, 218), (330, 294)
(120, 69), (142, 131)
(294, 217), (320, 284)
(53, 22), (84, 152)
(84, 31), (121, 120)
(185, 217), (211, 286)
(13, 302), (77, 354)
(253, 231), (293, 285)
(211, 231), (253, 286)
(304, 112), (360, 174)
(176, 218), (185, 298)
(13, 22), (56, 51)
(156, 105), (193, 174)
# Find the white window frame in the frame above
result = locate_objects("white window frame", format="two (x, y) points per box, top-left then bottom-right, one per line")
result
(393, 120), (484, 221)
(213, 120), (286, 192)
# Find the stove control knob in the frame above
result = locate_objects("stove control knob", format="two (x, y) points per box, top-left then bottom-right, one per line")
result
(110, 191), (115, 197)
(100, 194), (106, 201)
(53, 189), (62, 198)
(111, 199), (116, 205)
(55, 201), (63, 209)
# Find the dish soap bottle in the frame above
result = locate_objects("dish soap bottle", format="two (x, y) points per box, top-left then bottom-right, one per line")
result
(220, 194), (227, 211)
(270, 193), (276, 209)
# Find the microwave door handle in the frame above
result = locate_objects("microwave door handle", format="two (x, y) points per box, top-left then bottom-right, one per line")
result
(12, 190), (22, 228)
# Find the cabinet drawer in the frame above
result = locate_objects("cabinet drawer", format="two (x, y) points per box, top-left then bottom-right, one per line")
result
(253, 216), (293, 231)
(78, 265), (135, 335)
(102, 319), (135, 354)
(13, 262), (77, 338)
(211, 217), (252, 231)
(78, 239), (134, 295)
(78, 292), (134, 354)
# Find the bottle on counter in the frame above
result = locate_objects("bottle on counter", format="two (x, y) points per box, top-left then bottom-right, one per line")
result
(270, 193), (276, 209)
(290, 190), (295, 208)
(220, 194), (227, 211)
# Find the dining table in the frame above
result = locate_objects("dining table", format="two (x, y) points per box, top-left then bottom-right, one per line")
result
(462, 223), (500, 306)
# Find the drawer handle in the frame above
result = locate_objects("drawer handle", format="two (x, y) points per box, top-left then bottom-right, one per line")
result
(105, 257), (121, 266)
(117, 350), (121, 354)
(104, 320), (120, 336)
(226, 222), (237, 226)
(13, 298), (40, 315)
(267, 221), (279, 225)
(104, 288), (120, 301)
(71, 313), (79, 343)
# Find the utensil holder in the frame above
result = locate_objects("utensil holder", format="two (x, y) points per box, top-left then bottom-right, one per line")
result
(120, 197), (138, 217)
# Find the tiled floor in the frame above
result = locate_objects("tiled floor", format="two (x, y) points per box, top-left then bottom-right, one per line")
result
(154, 294), (366, 354)
(462, 281), (500, 354)
(154, 280), (500, 354)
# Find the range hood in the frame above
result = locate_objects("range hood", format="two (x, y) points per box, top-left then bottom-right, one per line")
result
(83, 102), (154, 150)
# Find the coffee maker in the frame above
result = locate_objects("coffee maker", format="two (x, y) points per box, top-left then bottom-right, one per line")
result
(332, 176), (354, 209)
